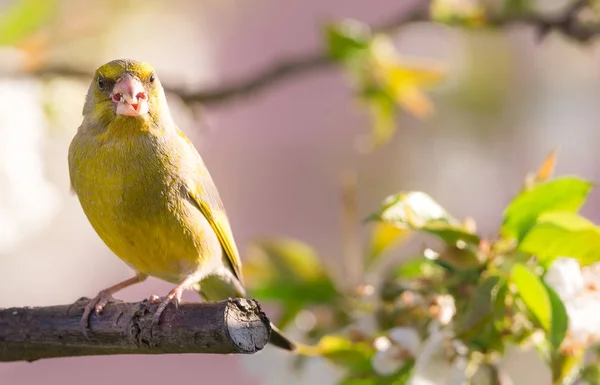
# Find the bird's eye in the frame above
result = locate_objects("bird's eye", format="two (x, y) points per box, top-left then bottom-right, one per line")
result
(97, 76), (104, 89)
(149, 73), (155, 83)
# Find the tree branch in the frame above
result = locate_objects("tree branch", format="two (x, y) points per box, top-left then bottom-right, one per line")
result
(488, 363), (512, 385)
(6, 0), (600, 106)
(491, 0), (597, 42)
(0, 297), (272, 362)
(1, 1), (431, 107)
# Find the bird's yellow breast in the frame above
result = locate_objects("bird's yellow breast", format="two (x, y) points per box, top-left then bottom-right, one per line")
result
(68, 122), (221, 283)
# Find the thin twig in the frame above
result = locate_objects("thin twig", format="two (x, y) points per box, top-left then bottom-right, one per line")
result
(488, 363), (513, 385)
(490, 0), (596, 42)
(5, 0), (600, 106)
(0, 298), (271, 362)
(340, 170), (363, 291)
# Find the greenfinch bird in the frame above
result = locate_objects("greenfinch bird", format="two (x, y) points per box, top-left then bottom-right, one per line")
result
(68, 59), (295, 351)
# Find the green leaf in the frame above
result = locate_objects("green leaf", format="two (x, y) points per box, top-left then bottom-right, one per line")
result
(339, 361), (414, 385)
(502, 177), (592, 241)
(243, 238), (339, 328)
(511, 263), (551, 331)
(367, 221), (410, 268)
(364, 88), (397, 148)
(492, 280), (512, 338)
(367, 35), (444, 121)
(579, 364), (600, 385)
(430, 0), (486, 24)
(460, 276), (499, 332)
(551, 350), (585, 385)
(370, 191), (480, 245)
(503, 0), (532, 14)
(339, 379), (377, 385)
(0, 0), (58, 46)
(456, 276), (505, 353)
(544, 282), (568, 349)
(317, 335), (374, 368)
(325, 20), (371, 63)
(520, 211), (600, 266)
(392, 256), (441, 280)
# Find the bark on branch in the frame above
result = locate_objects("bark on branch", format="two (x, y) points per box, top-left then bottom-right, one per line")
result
(0, 297), (271, 362)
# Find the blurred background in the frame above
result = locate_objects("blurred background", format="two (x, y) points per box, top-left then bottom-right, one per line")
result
(1, 0), (599, 383)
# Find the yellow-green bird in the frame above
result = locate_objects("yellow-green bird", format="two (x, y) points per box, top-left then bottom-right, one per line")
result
(68, 59), (295, 351)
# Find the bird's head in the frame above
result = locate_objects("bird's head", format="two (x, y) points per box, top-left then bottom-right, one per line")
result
(83, 59), (169, 126)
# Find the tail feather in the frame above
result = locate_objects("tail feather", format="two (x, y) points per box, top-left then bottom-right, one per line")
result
(269, 323), (296, 351)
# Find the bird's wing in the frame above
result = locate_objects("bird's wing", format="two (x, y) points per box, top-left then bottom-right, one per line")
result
(177, 130), (244, 285)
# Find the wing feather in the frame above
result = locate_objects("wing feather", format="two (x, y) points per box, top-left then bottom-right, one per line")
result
(177, 129), (244, 284)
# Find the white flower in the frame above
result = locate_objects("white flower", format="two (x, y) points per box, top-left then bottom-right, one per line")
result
(582, 263), (600, 291)
(545, 257), (600, 347)
(544, 257), (584, 300)
(408, 323), (467, 385)
(389, 327), (422, 355)
(563, 293), (600, 346)
(372, 325), (468, 382)
(381, 192), (449, 228)
(372, 327), (421, 376)
(372, 345), (406, 376)
(430, 294), (456, 325)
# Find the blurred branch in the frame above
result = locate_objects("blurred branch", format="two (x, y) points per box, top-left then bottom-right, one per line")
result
(10, 0), (600, 106)
(0, 298), (271, 362)
(13, 1), (431, 107)
(340, 170), (363, 290)
(488, 363), (512, 385)
(492, 0), (597, 42)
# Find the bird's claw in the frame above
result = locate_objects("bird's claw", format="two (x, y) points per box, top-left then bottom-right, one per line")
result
(80, 290), (115, 340)
(152, 290), (182, 325)
(148, 294), (162, 303)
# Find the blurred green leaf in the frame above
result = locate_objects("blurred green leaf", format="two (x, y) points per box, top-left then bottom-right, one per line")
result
(325, 20), (371, 63)
(339, 379), (377, 385)
(503, 0), (532, 14)
(327, 25), (443, 148)
(243, 238), (339, 328)
(363, 88), (397, 148)
(579, 364), (600, 384)
(492, 280), (512, 337)
(370, 191), (479, 245)
(317, 335), (374, 369)
(392, 256), (442, 280)
(520, 211), (600, 266)
(544, 282), (568, 349)
(460, 276), (499, 333)
(551, 349), (585, 385)
(502, 177), (592, 241)
(368, 36), (445, 121)
(388, 362), (414, 384)
(0, 0), (58, 46)
(339, 361), (414, 385)
(367, 221), (410, 268)
(511, 263), (551, 331)
(492, 280), (508, 317)
(457, 276), (505, 353)
(430, 0), (486, 24)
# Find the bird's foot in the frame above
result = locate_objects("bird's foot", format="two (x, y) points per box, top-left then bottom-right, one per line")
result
(80, 290), (115, 340)
(148, 294), (162, 303)
(152, 287), (184, 325)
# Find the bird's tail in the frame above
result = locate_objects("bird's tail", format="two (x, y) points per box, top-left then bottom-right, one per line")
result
(268, 322), (297, 351)
(196, 274), (297, 351)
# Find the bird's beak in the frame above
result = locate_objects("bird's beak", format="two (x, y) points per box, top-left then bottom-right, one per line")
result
(112, 74), (149, 116)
